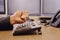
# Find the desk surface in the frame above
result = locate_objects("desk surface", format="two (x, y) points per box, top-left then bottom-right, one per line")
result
(0, 31), (42, 40)
(0, 25), (60, 40)
(42, 26), (60, 40)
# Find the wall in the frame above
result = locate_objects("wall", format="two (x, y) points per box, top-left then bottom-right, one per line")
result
(8, 0), (60, 16)
(44, 0), (60, 13)
(41, 0), (60, 16)
(8, 0), (41, 16)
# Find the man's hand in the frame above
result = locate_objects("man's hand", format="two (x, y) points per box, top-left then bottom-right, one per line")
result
(10, 11), (29, 24)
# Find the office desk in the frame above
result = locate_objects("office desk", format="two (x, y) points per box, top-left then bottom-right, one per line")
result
(0, 31), (42, 40)
(0, 16), (60, 40)
(42, 26), (60, 40)
(1, 25), (60, 40)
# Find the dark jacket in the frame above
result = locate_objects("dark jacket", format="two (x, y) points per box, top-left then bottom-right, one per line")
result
(0, 16), (13, 31)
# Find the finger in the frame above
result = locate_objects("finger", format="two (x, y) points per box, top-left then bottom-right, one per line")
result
(15, 17), (25, 24)
(21, 15), (27, 21)
(14, 11), (23, 17)
(23, 11), (29, 19)
(23, 11), (29, 17)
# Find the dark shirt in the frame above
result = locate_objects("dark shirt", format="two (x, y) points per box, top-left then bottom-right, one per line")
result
(0, 16), (13, 31)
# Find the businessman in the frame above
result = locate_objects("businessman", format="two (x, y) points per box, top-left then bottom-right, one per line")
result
(0, 11), (29, 30)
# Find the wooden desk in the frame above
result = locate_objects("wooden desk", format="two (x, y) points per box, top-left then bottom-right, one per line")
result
(0, 31), (42, 40)
(1, 25), (60, 40)
(42, 25), (60, 40)
(0, 15), (60, 40)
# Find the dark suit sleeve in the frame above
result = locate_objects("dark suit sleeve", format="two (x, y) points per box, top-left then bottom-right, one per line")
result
(0, 16), (13, 30)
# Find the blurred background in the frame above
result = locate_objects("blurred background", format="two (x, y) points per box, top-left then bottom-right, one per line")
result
(7, 0), (60, 16)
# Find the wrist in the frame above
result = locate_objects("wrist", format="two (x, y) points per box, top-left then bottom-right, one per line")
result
(10, 15), (15, 25)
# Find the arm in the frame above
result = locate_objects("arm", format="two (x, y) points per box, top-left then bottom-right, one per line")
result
(0, 11), (29, 30)
(0, 16), (13, 30)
